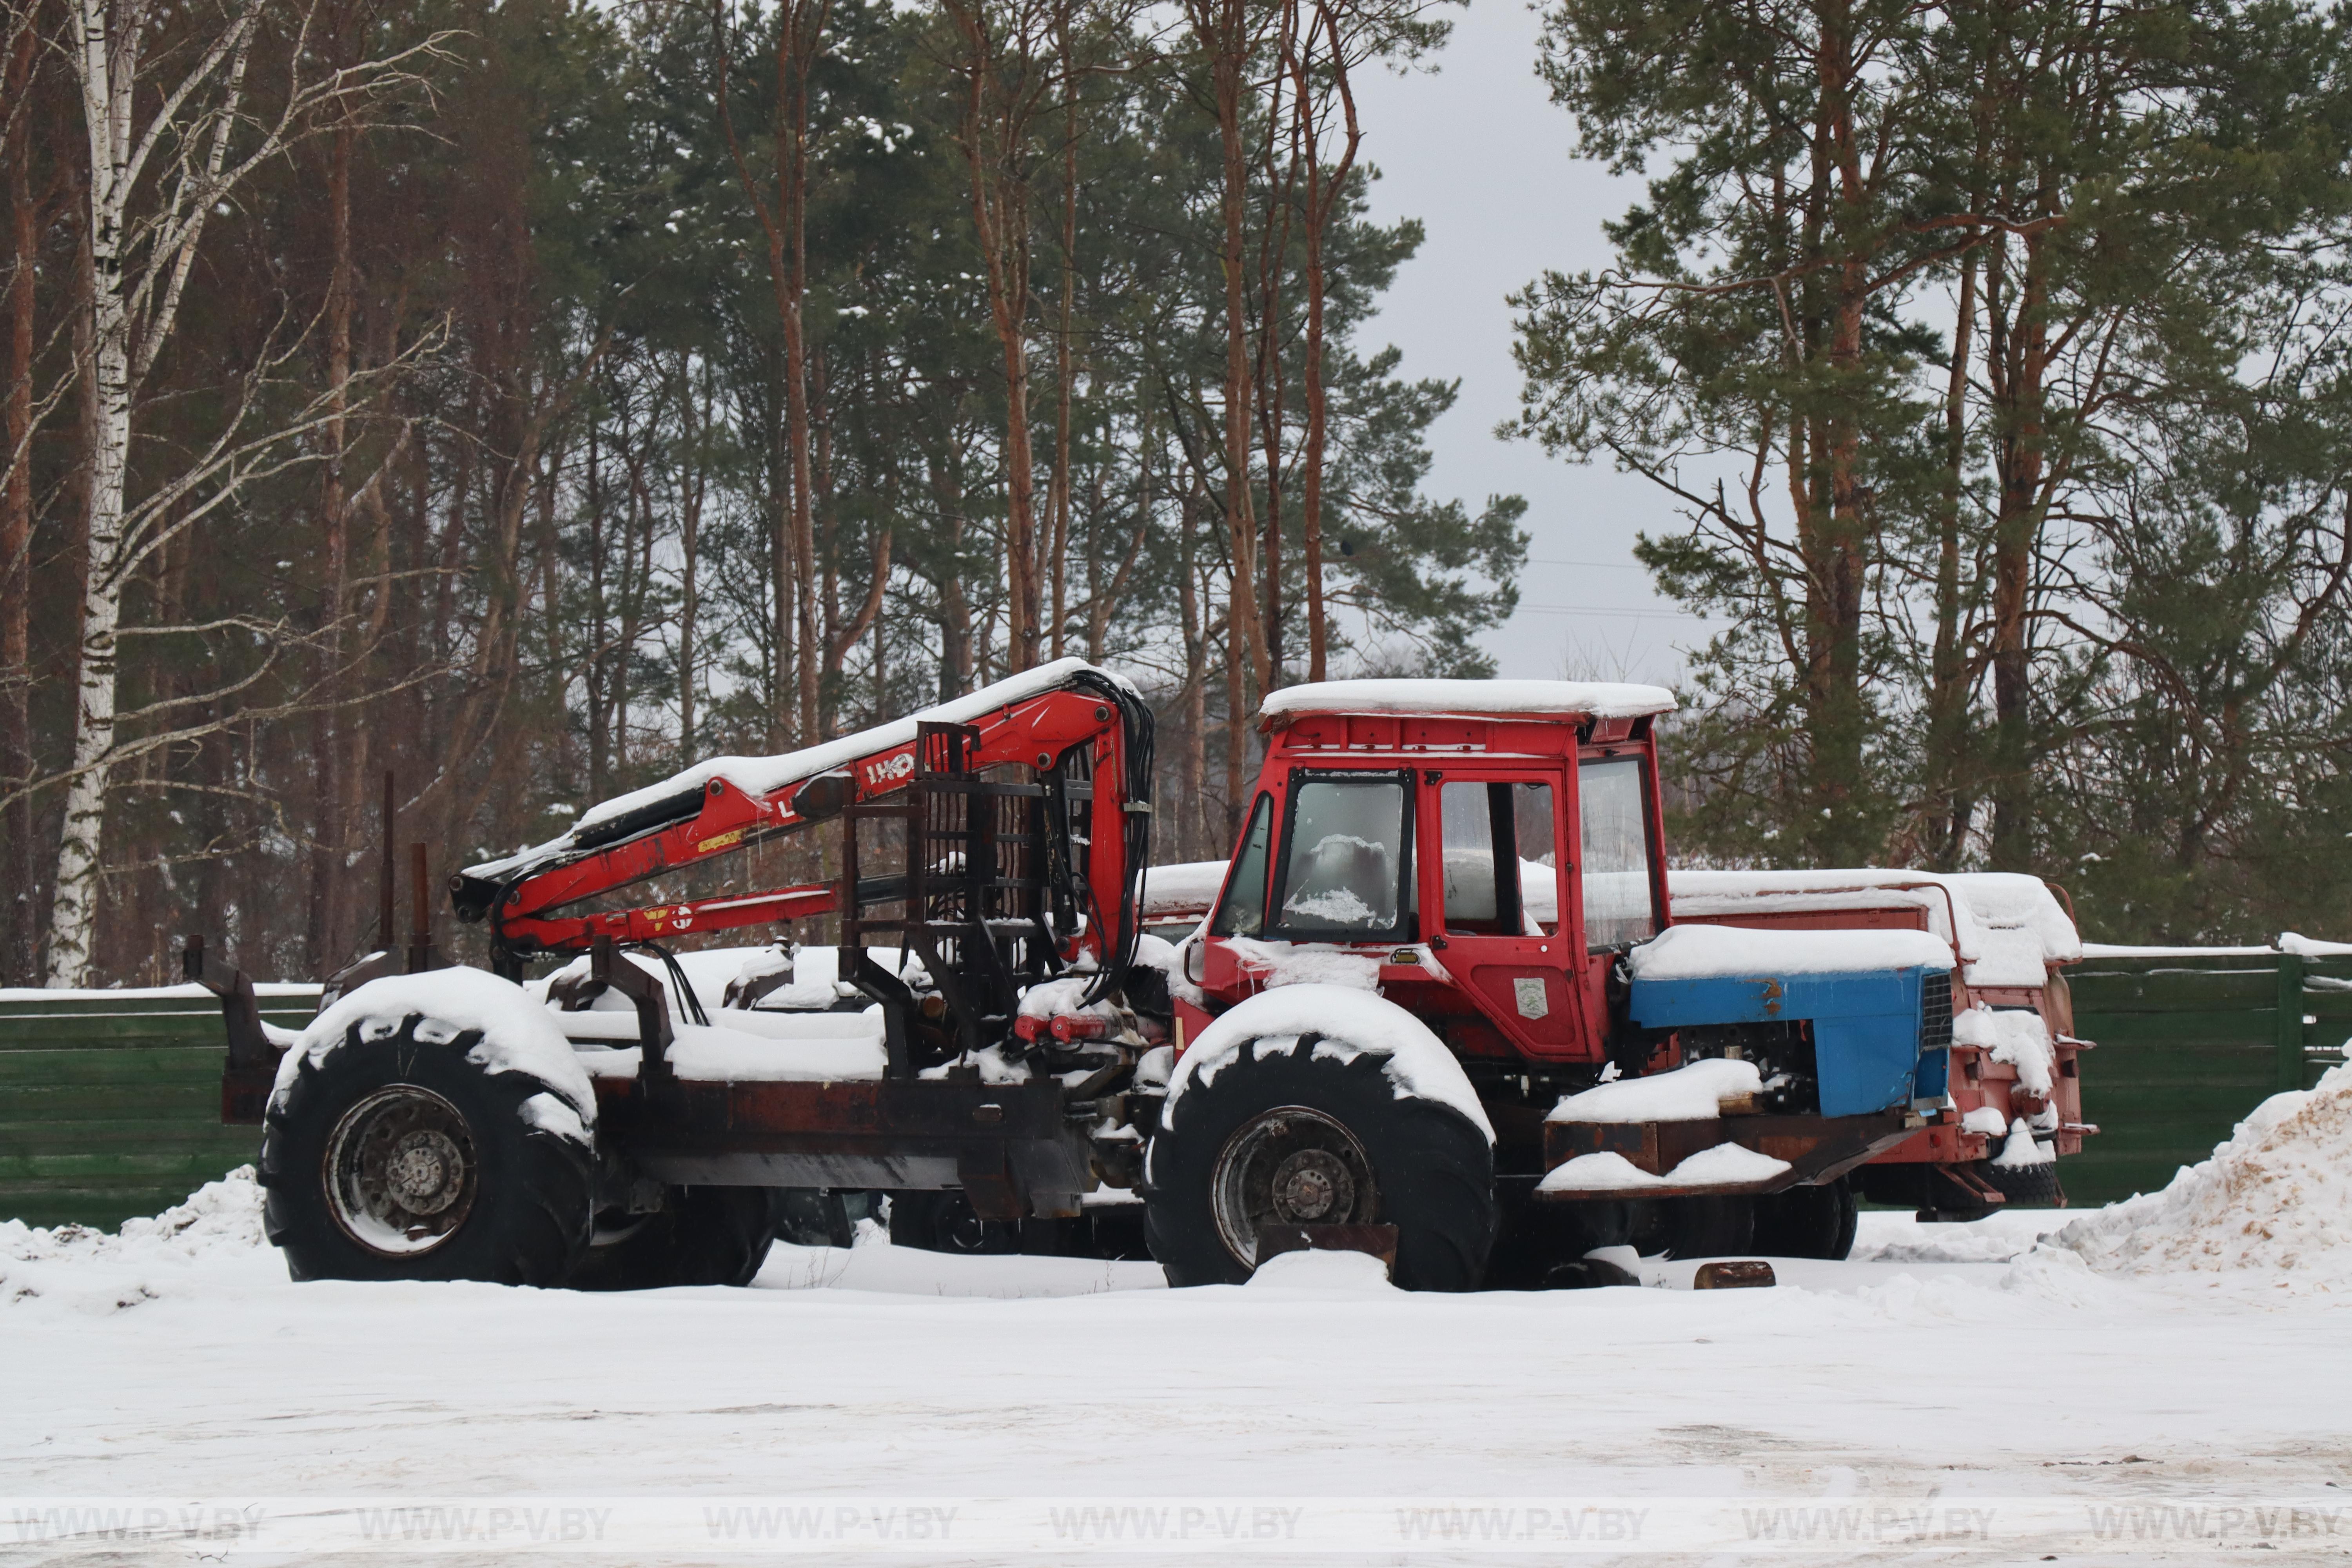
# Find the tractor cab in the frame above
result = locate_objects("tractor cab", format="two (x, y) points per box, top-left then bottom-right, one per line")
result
(1189, 678), (1680, 1070)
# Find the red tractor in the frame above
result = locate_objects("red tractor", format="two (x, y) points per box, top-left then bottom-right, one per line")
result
(201, 662), (1952, 1289)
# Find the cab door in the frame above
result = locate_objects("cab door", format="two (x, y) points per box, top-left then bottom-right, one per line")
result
(1419, 771), (1583, 1058)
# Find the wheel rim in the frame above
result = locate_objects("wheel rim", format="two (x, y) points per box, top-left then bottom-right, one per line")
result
(937, 1194), (999, 1254)
(323, 1085), (479, 1256)
(1210, 1105), (1377, 1267)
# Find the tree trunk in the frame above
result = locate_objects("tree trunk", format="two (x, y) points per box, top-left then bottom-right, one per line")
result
(1209, 0), (1269, 697)
(2, 18), (37, 980)
(305, 113), (356, 971)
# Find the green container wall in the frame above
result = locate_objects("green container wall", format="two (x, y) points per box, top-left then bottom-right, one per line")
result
(0, 989), (319, 1229)
(2065, 953), (2350, 1207)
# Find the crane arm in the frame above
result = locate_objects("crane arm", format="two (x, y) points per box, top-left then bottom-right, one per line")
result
(450, 662), (1150, 973)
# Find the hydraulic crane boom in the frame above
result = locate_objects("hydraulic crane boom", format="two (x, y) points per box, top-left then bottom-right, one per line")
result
(447, 659), (1153, 978)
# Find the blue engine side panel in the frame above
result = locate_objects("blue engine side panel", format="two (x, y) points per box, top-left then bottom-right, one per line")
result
(1627, 967), (1936, 1118)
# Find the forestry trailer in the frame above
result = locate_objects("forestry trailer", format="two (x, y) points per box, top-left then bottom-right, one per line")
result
(198, 661), (1957, 1289)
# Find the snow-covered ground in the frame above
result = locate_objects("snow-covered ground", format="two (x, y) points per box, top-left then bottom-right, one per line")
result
(9, 1074), (2352, 1561)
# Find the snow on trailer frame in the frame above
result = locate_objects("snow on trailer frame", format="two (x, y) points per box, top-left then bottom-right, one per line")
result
(191, 661), (1167, 1285)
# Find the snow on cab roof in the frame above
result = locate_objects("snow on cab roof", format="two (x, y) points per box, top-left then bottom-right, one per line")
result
(1259, 677), (1677, 724)
(466, 657), (1137, 882)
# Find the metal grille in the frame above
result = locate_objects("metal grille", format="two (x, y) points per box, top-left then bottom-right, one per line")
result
(1920, 970), (1954, 1052)
(841, 722), (1090, 1064)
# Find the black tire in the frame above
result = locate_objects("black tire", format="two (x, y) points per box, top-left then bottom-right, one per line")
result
(1144, 1036), (1495, 1291)
(1751, 1177), (1858, 1259)
(889, 1189), (1018, 1255)
(568, 1187), (786, 1290)
(773, 1188), (856, 1249)
(1482, 1186), (1634, 1289)
(1981, 1156), (2066, 1208)
(1650, 1195), (1756, 1259)
(260, 1014), (593, 1285)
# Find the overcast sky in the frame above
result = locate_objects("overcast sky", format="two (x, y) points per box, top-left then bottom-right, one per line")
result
(1347, 0), (1725, 685)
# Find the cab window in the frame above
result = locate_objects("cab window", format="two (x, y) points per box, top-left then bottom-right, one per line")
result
(1578, 755), (1657, 948)
(1440, 780), (1557, 935)
(1272, 774), (1411, 937)
(1210, 793), (1274, 936)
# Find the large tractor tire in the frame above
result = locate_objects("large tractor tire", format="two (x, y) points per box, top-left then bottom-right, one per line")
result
(1751, 1176), (1858, 1260)
(260, 1014), (594, 1285)
(1144, 1037), (1495, 1291)
(569, 1187), (787, 1290)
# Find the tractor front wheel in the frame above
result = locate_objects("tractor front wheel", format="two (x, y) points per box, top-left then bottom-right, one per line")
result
(1144, 1037), (1495, 1290)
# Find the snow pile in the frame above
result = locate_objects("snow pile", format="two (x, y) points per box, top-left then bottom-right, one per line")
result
(1546, 1057), (1762, 1124)
(1164, 984), (1493, 1141)
(1536, 1140), (1791, 1194)
(1993, 1118), (2056, 1169)
(1245, 1248), (1397, 1292)
(1944, 873), (2083, 987)
(1666, 868), (2079, 989)
(1129, 932), (1201, 1007)
(1140, 860), (1229, 921)
(1953, 1006), (2055, 1096)
(2054, 1062), (2352, 1292)
(2, 1168), (269, 1312)
(2279, 931), (2352, 958)
(1220, 936), (1382, 991)
(276, 970), (597, 1134)
(1016, 975), (1118, 1027)
(1259, 677), (1675, 722)
(1627, 922), (1952, 981)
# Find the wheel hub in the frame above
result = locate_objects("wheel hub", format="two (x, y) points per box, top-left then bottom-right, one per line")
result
(1270, 1149), (1352, 1221)
(324, 1085), (479, 1255)
(383, 1131), (464, 1213)
(1210, 1105), (1377, 1266)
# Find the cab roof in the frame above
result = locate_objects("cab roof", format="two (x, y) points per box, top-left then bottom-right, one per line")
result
(1259, 677), (1677, 726)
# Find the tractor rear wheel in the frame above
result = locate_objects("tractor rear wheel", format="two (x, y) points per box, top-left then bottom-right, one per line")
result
(568, 1186), (786, 1289)
(1144, 1037), (1495, 1290)
(1751, 1177), (1858, 1259)
(260, 1014), (593, 1285)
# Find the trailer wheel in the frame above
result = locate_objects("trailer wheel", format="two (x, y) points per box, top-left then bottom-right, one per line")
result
(568, 1187), (786, 1289)
(888, 1190), (1017, 1255)
(1751, 1177), (1858, 1260)
(1145, 1037), (1495, 1290)
(1651, 1195), (1756, 1260)
(260, 1015), (593, 1285)
(1981, 1157), (2065, 1208)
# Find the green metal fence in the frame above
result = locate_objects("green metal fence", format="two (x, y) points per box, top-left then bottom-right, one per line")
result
(3, 953), (2348, 1228)
(0, 986), (319, 1229)
(2065, 950), (2352, 1207)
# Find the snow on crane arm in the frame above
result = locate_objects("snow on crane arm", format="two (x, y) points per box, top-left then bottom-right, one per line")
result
(465, 657), (1139, 882)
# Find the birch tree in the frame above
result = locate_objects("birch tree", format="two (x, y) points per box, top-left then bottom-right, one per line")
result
(47, 0), (436, 985)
